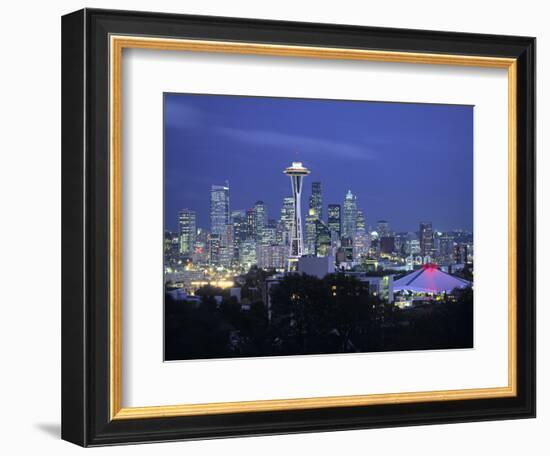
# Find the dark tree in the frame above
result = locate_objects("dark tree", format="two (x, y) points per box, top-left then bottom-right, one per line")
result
(165, 275), (473, 360)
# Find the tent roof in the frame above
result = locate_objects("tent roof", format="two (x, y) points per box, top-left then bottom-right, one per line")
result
(394, 265), (471, 294)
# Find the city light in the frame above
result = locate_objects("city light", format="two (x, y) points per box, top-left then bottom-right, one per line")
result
(164, 161), (473, 300)
(163, 93), (475, 361)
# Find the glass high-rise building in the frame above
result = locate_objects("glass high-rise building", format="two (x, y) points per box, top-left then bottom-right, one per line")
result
(253, 201), (268, 242)
(256, 244), (287, 270)
(210, 183), (230, 239)
(305, 208), (317, 255)
(357, 209), (366, 233)
(309, 181), (323, 221)
(354, 209), (367, 257)
(240, 239), (257, 268)
(245, 208), (255, 240)
(342, 190), (358, 239)
(178, 209), (196, 255)
(208, 233), (221, 265)
(280, 197), (294, 232)
(439, 232), (455, 260)
(419, 221), (435, 257)
(231, 209), (246, 242)
(327, 204), (341, 238)
(261, 220), (277, 246)
(314, 219), (331, 257)
(279, 196), (295, 245)
(377, 220), (390, 237)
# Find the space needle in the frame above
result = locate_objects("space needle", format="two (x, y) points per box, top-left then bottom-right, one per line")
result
(284, 161), (310, 271)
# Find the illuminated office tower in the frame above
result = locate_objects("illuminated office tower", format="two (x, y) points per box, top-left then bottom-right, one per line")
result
(419, 221), (435, 256)
(193, 228), (208, 265)
(220, 224), (234, 266)
(280, 197), (295, 230)
(309, 181), (323, 221)
(284, 161), (310, 271)
(393, 232), (407, 255)
(279, 196), (295, 245)
(327, 204), (341, 238)
(208, 234), (221, 265)
(261, 219), (277, 246)
(314, 219), (332, 257)
(245, 208), (255, 240)
(253, 201), (268, 242)
(354, 209), (367, 257)
(210, 183), (230, 240)
(306, 182), (322, 253)
(438, 232), (455, 261)
(356, 209), (366, 233)
(305, 208), (317, 255)
(240, 239), (257, 269)
(377, 220), (390, 237)
(257, 244), (287, 270)
(164, 231), (180, 265)
(342, 190), (358, 239)
(178, 209), (196, 255)
(231, 210), (247, 253)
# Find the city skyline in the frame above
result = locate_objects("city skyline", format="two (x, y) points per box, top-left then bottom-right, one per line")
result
(164, 92), (475, 361)
(164, 93), (473, 233)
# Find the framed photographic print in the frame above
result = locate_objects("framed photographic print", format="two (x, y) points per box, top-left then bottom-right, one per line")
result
(61, 8), (536, 447)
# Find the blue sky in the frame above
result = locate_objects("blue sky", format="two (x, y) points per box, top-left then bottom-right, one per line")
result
(164, 93), (473, 233)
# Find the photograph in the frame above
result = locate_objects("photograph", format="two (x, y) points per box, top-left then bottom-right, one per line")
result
(163, 93), (474, 361)
(57, 6), (536, 447)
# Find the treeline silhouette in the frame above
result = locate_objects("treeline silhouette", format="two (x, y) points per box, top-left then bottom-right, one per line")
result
(165, 271), (473, 361)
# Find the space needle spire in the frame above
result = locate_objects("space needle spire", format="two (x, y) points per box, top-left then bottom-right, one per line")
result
(284, 161), (310, 271)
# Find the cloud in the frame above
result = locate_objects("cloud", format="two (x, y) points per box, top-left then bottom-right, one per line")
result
(217, 127), (375, 161)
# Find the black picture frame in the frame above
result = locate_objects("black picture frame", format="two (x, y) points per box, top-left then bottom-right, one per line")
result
(62, 8), (535, 447)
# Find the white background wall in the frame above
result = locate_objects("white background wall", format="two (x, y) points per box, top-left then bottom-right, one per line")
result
(0, 0), (545, 454)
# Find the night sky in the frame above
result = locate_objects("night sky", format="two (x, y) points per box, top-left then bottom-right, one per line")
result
(164, 93), (473, 233)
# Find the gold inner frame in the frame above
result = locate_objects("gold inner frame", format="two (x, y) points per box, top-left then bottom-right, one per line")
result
(109, 35), (518, 420)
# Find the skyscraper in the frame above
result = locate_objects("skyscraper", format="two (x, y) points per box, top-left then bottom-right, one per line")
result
(342, 190), (358, 239)
(354, 209), (367, 257)
(419, 221), (435, 257)
(231, 210), (246, 242)
(279, 196), (295, 246)
(439, 232), (455, 260)
(284, 161), (310, 271)
(256, 244), (287, 270)
(253, 200), (268, 242)
(306, 182), (322, 255)
(309, 181), (323, 221)
(193, 228), (208, 265)
(280, 197), (294, 230)
(305, 208), (317, 255)
(210, 183), (230, 239)
(315, 219), (332, 257)
(164, 231), (180, 264)
(377, 220), (390, 237)
(356, 209), (366, 233)
(327, 204), (341, 238)
(260, 219), (277, 246)
(240, 239), (257, 268)
(245, 208), (255, 240)
(178, 209), (196, 255)
(208, 233), (221, 265)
